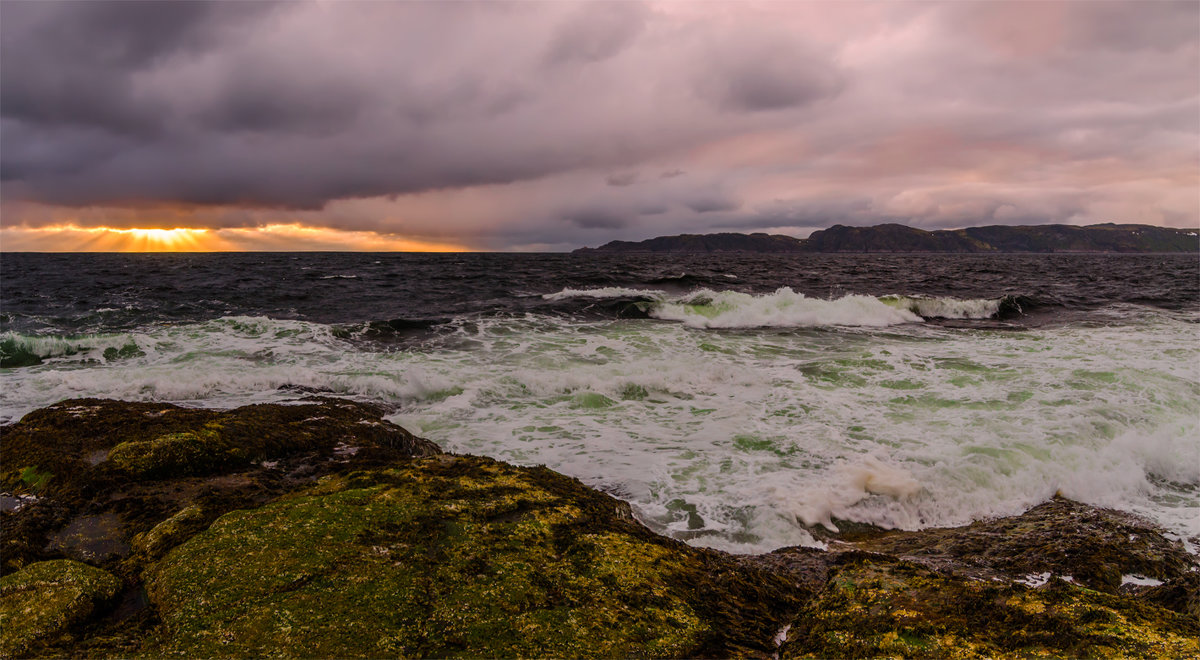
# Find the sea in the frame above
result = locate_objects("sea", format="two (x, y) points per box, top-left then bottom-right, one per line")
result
(2, 252), (1197, 553)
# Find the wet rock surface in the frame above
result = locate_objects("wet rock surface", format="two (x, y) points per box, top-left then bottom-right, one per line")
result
(779, 555), (1199, 659)
(144, 456), (797, 658)
(1, 398), (1196, 658)
(0, 396), (440, 574)
(846, 497), (1197, 594)
(0, 560), (122, 657)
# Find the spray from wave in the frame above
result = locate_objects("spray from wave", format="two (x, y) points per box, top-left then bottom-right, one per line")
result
(0, 332), (145, 368)
(544, 287), (1014, 327)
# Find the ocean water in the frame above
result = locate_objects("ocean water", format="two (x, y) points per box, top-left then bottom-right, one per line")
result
(2, 253), (1197, 553)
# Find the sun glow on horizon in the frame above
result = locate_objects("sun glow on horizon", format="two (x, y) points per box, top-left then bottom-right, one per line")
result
(0, 224), (472, 252)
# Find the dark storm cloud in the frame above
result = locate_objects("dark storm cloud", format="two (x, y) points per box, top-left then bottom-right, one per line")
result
(194, 64), (368, 135)
(693, 32), (843, 112)
(0, 0), (277, 136)
(0, 118), (129, 180)
(1, 1), (1196, 249)
(2, 1), (731, 210)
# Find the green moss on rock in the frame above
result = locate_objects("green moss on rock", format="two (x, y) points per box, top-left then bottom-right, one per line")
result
(144, 455), (796, 658)
(1, 397), (443, 577)
(106, 430), (237, 479)
(1, 397), (441, 499)
(782, 556), (1200, 659)
(132, 505), (211, 560)
(852, 496), (1195, 593)
(0, 559), (122, 657)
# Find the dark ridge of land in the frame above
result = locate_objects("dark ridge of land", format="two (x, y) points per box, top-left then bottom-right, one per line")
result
(574, 232), (809, 254)
(573, 223), (1199, 254)
(1, 398), (1198, 658)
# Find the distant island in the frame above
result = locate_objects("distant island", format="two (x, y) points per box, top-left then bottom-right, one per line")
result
(573, 223), (1199, 254)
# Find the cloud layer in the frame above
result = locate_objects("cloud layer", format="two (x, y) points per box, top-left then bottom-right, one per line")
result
(2, 0), (1196, 250)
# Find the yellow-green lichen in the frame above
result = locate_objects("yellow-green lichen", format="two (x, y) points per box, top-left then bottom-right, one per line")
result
(107, 430), (234, 479)
(782, 559), (1200, 659)
(143, 456), (725, 658)
(0, 559), (122, 657)
(132, 505), (210, 559)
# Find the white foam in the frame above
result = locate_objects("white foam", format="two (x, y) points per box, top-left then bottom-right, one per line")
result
(2, 307), (1196, 554)
(541, 287), (1003, 326)
(882, 295), (1003, 320)
(652, 288), (923, 328)
(772, 456), (923, 531)
(541, 287), (664, 301)
(1121, 574), (1164, 587)
(1018, 572), (1052, 588)
(0, 331), (142, 364)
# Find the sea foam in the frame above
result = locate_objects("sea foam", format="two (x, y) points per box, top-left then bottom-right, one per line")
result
(545, 286), (1010, 326)
(2, 309), (1196, 555)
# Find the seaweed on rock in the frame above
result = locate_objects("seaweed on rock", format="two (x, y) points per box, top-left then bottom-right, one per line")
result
(2, 398), (1198, 659)
(779, 554), (1200, 659)
(144, 456), (800, 658)
(0, 560), (122, 657)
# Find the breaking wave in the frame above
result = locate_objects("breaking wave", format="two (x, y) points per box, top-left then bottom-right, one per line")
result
(0, 331), (145, 368)
(544, 287), (1021, 327)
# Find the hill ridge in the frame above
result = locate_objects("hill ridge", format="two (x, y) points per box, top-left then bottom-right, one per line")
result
(573, 223), (1198, 254)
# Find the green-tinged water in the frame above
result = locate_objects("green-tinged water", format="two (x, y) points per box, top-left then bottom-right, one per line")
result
(2, 303), (1197, 553)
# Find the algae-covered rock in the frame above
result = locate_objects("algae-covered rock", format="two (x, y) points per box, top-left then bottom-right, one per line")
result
(0, 397), (443, 574)
(0, 559), (122, 657)
(145, 455), (798, 658)
(781, 554), (1200, 659)
(132, 505), (210, 560)
(850, 496), (1195, 593)
(1, 396), (441, 498)
(106, 430), (233, 479)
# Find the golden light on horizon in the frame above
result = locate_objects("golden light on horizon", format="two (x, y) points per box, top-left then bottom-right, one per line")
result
(0, 224), (472, 252)
(108, 227), (215, 251)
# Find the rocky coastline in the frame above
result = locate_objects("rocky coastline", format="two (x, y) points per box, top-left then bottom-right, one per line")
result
(2, 398), (1196, 658)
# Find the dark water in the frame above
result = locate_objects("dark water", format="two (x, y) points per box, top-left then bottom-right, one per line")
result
(2, 251), (1198, 551)
(2, 253), (1196, 335)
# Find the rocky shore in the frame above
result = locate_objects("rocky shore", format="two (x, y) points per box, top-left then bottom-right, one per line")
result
(2, 399), (1197, 658)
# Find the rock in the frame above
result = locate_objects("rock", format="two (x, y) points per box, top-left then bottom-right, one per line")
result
(0, 560), (122, 657)
(847, 496), (1196, 593)
(132, 505), (210, 560)
(780, 554), (1200, 659)
(1140, 572), (1200, 620)
(2, 397), (441, 498)
(143, 455), (799, 658)
(3, 398), (1198, 658)
(1, 397), (442, 574)
(106, 431), (231, 479)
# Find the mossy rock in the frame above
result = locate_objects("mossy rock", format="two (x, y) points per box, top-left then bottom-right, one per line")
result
(132, 505), (211, 560)
(781, 555), (1200, 659)
(0, 560), (122, 657)
(1, 397), (442, 575)
(851, 496), (1196, 592)
(106, 431), (236, 479)
(144, 455), (798, 658)
(0, 397), (441, 498)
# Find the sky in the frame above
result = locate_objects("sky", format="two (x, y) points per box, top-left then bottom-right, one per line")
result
(1, 0), (1197, 252)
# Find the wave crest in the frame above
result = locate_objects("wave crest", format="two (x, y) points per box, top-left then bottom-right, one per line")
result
(542, 287), (1020, 327)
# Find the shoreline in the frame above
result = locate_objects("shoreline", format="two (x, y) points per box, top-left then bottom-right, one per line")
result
(2, 397), (1197, 657)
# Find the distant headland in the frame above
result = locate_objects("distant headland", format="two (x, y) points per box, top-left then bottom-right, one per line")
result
(573, 223), (1199, 254)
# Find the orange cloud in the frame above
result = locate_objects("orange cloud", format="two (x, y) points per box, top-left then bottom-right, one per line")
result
(0, 224), (471, 252)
